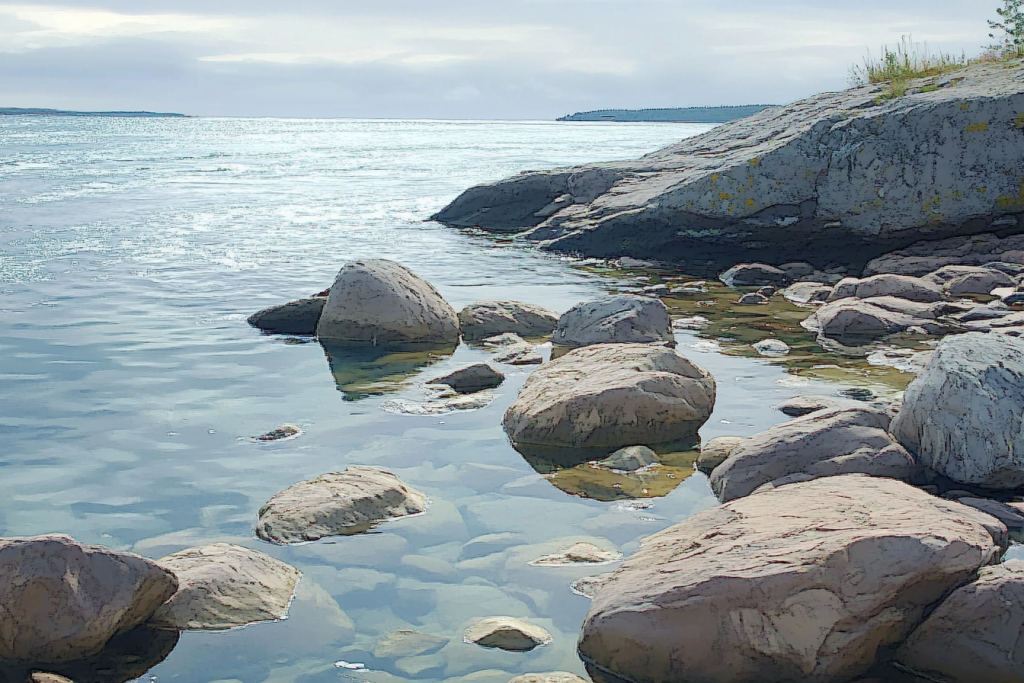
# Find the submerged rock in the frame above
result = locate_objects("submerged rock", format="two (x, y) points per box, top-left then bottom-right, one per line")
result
(529, 542), (622, 566)
(316, 259), (460, 345)
(508, 674), (588, 683)
(463, 617), (552, 652)
(380, 392), (496, 416)
(252, 424), (302, 442)
(429, 363), (504, 394)
(595, 445), (659, 472)
(373, 629), (449, 659)
(255, 466), (429, 544)
(896, 561), (1024, 683)
(553, 295), (673, 347)
(0, 534), (177, 663)
(570, 573), (614, 599)
(248, 296), (327, 335)
(710, 406), (915, 502)
(578, 475), (1005, 683)
(458, 301), (559, 340)
(149, 543), (301, 631)
(695, 436), (746, 473)
(503, 343), (715, 450)
(892, 332), (1024, 489)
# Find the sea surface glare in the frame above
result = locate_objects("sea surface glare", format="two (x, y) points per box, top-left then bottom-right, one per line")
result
(1, 117), (844, 682)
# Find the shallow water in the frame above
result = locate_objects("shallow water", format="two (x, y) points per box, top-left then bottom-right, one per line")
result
(0, 117), (967, 683)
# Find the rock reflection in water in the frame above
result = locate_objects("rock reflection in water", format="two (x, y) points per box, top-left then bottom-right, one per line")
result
(515, 444), (700, 501)
(0, 626), (180, 683)
(319, 341), (456, 401)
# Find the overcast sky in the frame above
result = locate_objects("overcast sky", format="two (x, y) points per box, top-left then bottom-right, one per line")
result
(0, 0), (994, 119)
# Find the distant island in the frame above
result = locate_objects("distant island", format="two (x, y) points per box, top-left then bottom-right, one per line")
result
(0, 108), (186, 118)
(558, 105), (774, 123)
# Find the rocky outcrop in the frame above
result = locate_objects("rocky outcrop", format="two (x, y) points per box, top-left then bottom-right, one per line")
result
(553, 295), (673, 347)
(865, 233), (1024, 277)
(892, 332), (1024, 489)
(255, 466), (428, 544)
(316, 259), (460, 345)
(429, 363), (504, 394)
(0, 534), (177, 662)
(578, 475), (1006, 683)
(896, 561), (1024, 682)
(463, 617), (552, 652)
(827, 274), (943, 302)
(248, 296), (327, 335)
(503, 343), (715, 451)
(458, 301), (558, 340)
(434, 62), (1024, 275)
(149, 543), (301, 630)
(709, 406), (916, 501)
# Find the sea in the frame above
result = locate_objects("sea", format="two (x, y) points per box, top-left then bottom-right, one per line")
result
(0, 117), (982, 683)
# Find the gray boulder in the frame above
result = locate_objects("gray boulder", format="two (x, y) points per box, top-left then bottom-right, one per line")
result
(923, 264), (1003, 285)
(752, 338), (790, 356)
(0, 534), (177, 662)
(776, 394), (857, 417)
(896, 561), (1024, 683)
(783, 282), (832, 304)
(596, 445), (659, 471)
(892, 332), (1024, 489)
(802, 296), (948, 342)
(943, 269), (1016, 296)
(865, 233), (1024, 277)
(720, 263), (788, 286)
(256, 466), (428, 544)
(827, 274), (943, 302)
(553, 295), (673, 347)
(578, 475), (1005, 683)
(710, 406), (916, 501)
(434, 62), (1024, 275)
(503, 343), (715, 450)
(458, 301), (558, 340)
(737, 292), (769, 305)
(429, 363), (504, 394)
(248, 296), (327, 335)
(695, 436), (746, 473)
(316, 259), (459, 345)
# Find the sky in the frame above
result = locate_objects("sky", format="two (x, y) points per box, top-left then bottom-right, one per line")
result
(0, 0), (995, 119)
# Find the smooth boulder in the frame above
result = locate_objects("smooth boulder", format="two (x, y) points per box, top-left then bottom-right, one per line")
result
(458, 301), (558, 340)
(720, 263), (788, 287)
(316, 259), (460, 345)
(0, 534), (177, 662)
(695, 436), (746, 473)
(503, 344), (715, 450)
(596, 445), (658, 471)
(892, 332), (1024, 489)
(553, 295), (673, 347)
(255, 466), (428, 544)
(463, 617), (552, 652)
(943, 269), (1015, 296)
(247, 296), (327, 335)
(710, 406), (916, 501)
(827, 274), (943, 303)
(578, 475), (1005, 683)
(801, 296), (947, 342)
(896, 561), (1024, 682)
(149, 543), (301, 630)
(783, 282), (832, 304)
(429, 363), (504, 394)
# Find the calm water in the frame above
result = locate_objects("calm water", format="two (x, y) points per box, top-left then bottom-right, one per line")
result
(0, 117), (940, 683)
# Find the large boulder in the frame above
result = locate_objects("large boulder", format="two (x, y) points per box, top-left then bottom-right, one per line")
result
(826, 274), (943, 302)
(148, 544), (301, 630)
(0, 534), (178, 662)
(458, 301), (559, 340)
(503, 343), (715, 450)
(429, 363), (504, 394)
(943, 269), (1016, 296)
(709, 406), (916, 501)
(255, 466), (428, 544)
(247, 296), (327, 335)
(316, 259), (460, 345)
(896, 561), (1024, 682)
(801, 296), (948, 342)
(578, 475), (1006, 683)
(892, 332), (1024, 489)
(553, 295), (673, 347)
(433, 62), (1024, 275)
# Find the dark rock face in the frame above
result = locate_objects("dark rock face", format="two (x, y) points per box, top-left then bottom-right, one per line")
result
(248, 296), (327, 335)
(433, 63), (1024, 276)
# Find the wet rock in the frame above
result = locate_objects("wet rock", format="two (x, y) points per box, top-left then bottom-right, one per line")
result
(892, 332), (1024, 489)
(776, 395), (854, 417)
(720, 263), (788, 287)
(458, 301), (558, 341)
(248, 296), (327, 335)
(463, 617), (552, 652)
(595, 446), (658, 472)
(430, 364), (504, 394)
(380, 393), (496, 416)
(530, 542), (622, 566)
(695, 436), (746, 473)
(896, 561), (1024, 682)
(570, 573), (614, 599)
(553, 295), (673, 347)
(751, 338), (790, 356)
(252, 424), (302, 442)
(828, 274), (944, 303)
(710, 406), (915, 502)
(508, 675), (587, 683)
(373, 630), (449, 659)
(736, 292), (769, 305)
(578, 475), (1005, 683)
(491, 344), (544, 365)
(671, 315), (709, 330)
(0, 534), (177, 663)
(503, 344), (715, 450)
(316, 259), (460, 345)
(148, 543), (301, 631)
(783, 282), (832, 304)
(255, 466), (428, 544)
(802, 296), (949, 343)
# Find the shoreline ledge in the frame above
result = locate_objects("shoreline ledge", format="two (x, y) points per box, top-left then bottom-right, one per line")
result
(432, 60), (1024, 277)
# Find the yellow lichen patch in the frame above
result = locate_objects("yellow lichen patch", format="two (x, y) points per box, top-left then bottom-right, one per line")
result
(1015, 113), (1024, 129)
(996, 176), (1024, 209)
(961, 104), (970, 110)
(749, 157), (761, 167)
(710, 174), (719, 182)
(979, 187), (987, 194)
(923, 195), (941, 212)
(728, 206), (735, 212)
(719, 193), (731, 200)
(746, 198), (756, 207)
(966, 122), (988, 132)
